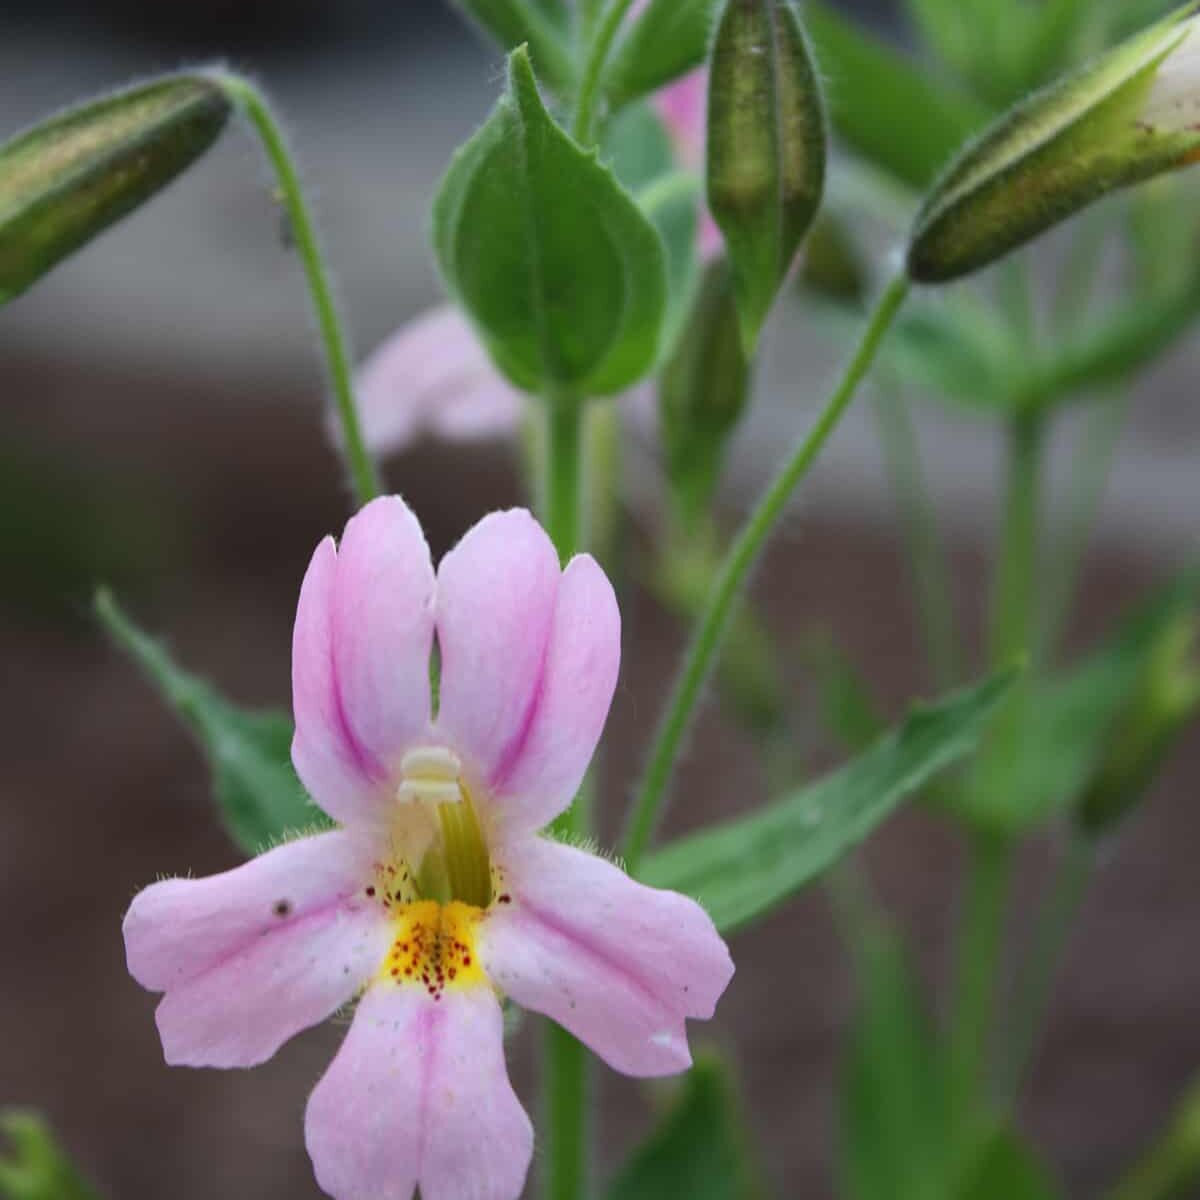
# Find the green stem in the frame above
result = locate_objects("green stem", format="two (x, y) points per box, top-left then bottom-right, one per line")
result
(539, 392), (589, 1200)
(543, 1021), (592, 1200)
(990, 413), (1045, 666)
(544, 399), (585, 567)
(947, 830), (1012, 1141)
(216, 74), (381, 507)
(947, 412), (1047, 1140)
(1041, 390), (1129, 659)
(572, 0), (636, 143)
(622, 273), (911, 873)
(872, 387), (963, 688)
(1000, 836), (1092, 1107)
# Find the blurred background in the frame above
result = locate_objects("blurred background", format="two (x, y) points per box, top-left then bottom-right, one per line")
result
(1, 1), (1198, 1197)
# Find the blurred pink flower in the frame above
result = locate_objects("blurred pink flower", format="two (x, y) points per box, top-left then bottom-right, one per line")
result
(355, 305), (523, 457)
(123, 497), (733, 1200)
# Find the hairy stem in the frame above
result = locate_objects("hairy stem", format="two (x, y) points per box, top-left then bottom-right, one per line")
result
(216, 74), (380, 506)
(622, 273), (911, 873)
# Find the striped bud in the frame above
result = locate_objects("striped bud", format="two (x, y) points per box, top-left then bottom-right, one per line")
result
(909, 5), (1200, 283)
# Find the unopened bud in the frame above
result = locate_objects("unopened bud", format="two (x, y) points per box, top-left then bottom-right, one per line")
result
(707, 0), (826, 353)
(909, 5), (1200, 284)
(0, 75), (229, 303)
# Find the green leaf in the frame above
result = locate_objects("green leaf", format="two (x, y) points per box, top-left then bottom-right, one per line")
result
(659, 257), (751, 527)
(447, 0), (575, 93)
(605, 1056), (763, 1200)
(434, 48), (668, 397)
(600, 102), (701, 355)
(605, 0), (721, 110)
(839, 929), (953, 1200)
(805, 1), (992, 191)
(0, 1111), (101, 1200)
(954, 570), (1200, 833)
(954, 1128), (1062, 1200)
(708, 0), (827, 353)
(640, 671), (1016, 933)
(0, 74), (229, 304)
(908, 5), (1200, 283)
(95, 589), (329, 856)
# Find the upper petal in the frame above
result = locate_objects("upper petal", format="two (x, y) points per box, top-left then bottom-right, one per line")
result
(306, 983), (532, 1200)
(490, 554), (620, 834)
(123, 831), (390, 1068)
(480, 837), (734, 1077)
(331, 497), (436, 772)
(434, 510), (561, 790)
(356, 306), (523, 457)
(292, 498), (435, 827)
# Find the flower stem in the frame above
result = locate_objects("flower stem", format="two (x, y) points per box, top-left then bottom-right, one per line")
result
(540, 389), (590, 1200)
(947, 412), (1046, 1143)
(215, 73), (381, 507)
(871, 386), (963, 688)
(946, 828), (1011, 1143)
(544, 398), (585, 567)
(571, 0), (636, 144)
(622, 273), (911, 873)
(1000, 835), (1092, 1107)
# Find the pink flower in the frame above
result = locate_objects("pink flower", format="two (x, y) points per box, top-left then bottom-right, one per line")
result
(123, 497), (734, 1200)
(355, 305), (524, 456)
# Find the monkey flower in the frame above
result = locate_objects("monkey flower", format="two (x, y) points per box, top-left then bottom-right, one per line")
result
(123, 497), (734, 1200)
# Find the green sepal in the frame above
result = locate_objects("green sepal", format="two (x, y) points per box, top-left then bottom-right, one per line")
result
(605, 0), (722, 111)
(604, 1055), (764, 1200)
(0, 74), (229, 304)
(446, 0), (575, 93)
(640, 671), (1016, 934)
(707, 0), (827, 353)
(95, 589), (330, 857)
(909, 4), (1200, 283)
(659, 257), (751, 529)
(0, 1111), (102, 1200)
(434, 47), (668, 398)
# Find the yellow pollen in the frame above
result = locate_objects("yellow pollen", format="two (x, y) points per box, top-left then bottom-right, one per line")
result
(379, 900), (486, 998)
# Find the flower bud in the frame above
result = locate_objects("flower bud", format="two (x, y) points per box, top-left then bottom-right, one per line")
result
(1076, 611), (1200, 836)
(658, 257), (751, 528)
(707, 0), (826, 353)
(909, 5), (1200, 283)
(0, 75), (229, 303)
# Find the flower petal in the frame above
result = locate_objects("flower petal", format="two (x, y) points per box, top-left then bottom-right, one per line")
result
(123, 831), (389, 1068)
(306, 983), (532, 1200)
(481, 837), (733, 1077)
(292, 536), (386, 825)
(434, 510), (561, 789)
(357, 306), (523, 456)
(490, 554), (620, 834)
(331, 497), (436, 773)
